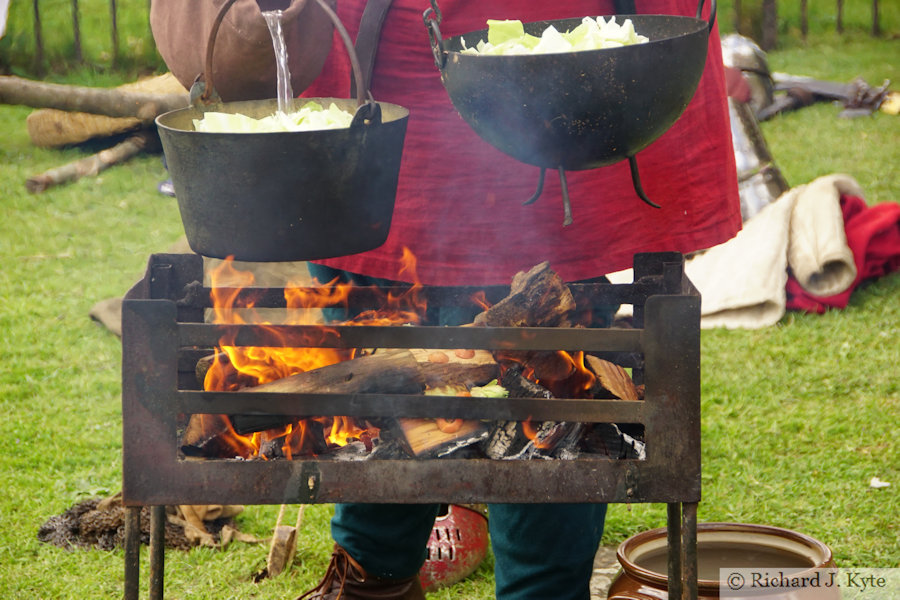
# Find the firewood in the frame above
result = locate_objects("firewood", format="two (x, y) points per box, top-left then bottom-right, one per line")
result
(578, 423), (645, 460)
(223, 350), (424, 434)
(585, 355), (640, 401)
(394, 418), (490, 458)
(474, 262), (575, 328)
(25, 130), (157, 193)
(221, 349), (497, 435)
(195, 353), (217, 387)
(180, 414), (242, 458)
(483, 366), (582, 460)
(409, 348), (498, 388)
(0, 75), (189, 124)
(249, 349), (424, 395)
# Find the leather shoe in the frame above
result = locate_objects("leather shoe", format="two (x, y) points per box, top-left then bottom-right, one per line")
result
(296, 544), (426, 600)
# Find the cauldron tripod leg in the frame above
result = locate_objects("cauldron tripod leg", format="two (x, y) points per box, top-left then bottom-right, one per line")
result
(629, 156), (662, 209)
(522, 167), (546, 205)
(558, 167), (573, 226)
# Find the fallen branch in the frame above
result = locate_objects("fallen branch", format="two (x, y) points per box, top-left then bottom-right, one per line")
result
(25, 130), (157, 193)
(0, 75), (189, 124)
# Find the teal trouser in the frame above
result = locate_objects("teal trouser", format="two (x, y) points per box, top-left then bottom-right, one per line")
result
(332, 502), (607, 599)
(308, 263), (613, 599)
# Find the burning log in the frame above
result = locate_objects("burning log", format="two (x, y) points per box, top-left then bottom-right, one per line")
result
(410, 348), (498, 388)
(585, 355), (641, 401)
(185, 347), (500, 458)
(217, 348), (498, 435)
(483, 366), (583, 460)
(394, 418), (490, 458)
(226, 349), (426, 435)
(474, 261), (575, 328)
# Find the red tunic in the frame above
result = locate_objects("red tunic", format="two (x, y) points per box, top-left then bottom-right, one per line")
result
(303, 0), (741, 285)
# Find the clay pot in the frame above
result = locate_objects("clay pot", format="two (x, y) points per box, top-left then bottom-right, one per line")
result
(608, 522), (838, 599)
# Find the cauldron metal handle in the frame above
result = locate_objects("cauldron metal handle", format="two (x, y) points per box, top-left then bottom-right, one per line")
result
(199, 0), (380, 122)
(697, 0), (718, 33)
(423, 1), (444, 70)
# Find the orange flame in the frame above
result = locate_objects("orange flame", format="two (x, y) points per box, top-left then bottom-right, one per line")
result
(470, 290), (492, 312)
(200, 250), (425, 456)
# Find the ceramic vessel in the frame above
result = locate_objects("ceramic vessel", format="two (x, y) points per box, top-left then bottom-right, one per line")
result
(607, 522), (838, 599)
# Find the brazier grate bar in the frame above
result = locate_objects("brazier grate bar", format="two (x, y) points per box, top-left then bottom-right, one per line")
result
(121, 251), (700, 599)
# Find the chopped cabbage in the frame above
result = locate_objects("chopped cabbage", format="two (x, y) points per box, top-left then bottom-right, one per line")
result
(461, 16), (649, 56)
(192, 101), (354, 133)
(424, 379), (508, 398)
(470, 379), (509, 398)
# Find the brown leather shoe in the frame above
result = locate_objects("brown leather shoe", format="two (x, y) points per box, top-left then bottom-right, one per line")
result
(296, 544), (426, 600)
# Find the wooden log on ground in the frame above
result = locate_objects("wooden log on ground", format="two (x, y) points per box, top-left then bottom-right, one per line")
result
(0, 75), (189, 123)
(25, 130), (157, 193)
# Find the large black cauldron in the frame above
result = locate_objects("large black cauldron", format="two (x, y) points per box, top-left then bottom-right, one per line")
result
(424, 1), (716, 223)
(156, 0), (408, 262)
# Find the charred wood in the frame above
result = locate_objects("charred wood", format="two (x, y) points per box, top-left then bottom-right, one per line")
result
(585, 355), (641, 401)
(393, 418), (490, 458)
(227, 349), (426, 434)
(474, 262), (575, 328)
(483, 366), (582, 460)
(579, 423), (645, 460)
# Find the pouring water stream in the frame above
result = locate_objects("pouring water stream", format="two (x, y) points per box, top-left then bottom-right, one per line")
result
(262, 9), (294, 115)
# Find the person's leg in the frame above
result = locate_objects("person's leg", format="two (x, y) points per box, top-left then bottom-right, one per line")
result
(300, 265), (439, 598)
(331, 503), (441, 579)
(488, 503), (607, 600)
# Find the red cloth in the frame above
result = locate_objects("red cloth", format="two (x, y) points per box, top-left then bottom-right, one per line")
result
(786, 196), (900, 313)
(303, 0), (742, 285)
(724, 66), (752, 103)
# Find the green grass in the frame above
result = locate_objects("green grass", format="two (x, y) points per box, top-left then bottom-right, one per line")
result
(1, 0), (165, 78)
(1, 2), (899, 599)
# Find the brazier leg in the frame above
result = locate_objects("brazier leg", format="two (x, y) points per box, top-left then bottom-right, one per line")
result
(150, 505), (166, 600)
(682, 502), (699, 600)
(666, 503), (683, 600)
(123, 506), (141, 600)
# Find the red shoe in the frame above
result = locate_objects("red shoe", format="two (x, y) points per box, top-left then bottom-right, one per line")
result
(418, 504), (489, 592)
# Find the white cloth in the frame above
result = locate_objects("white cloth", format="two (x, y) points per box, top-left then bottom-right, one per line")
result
(609, 174), (862, 329)
(0, 0), (10, 39)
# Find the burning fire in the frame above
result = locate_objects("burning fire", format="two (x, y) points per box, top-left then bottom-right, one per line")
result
(198, 250), (427, 459)
(190, 250), (599, 460)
